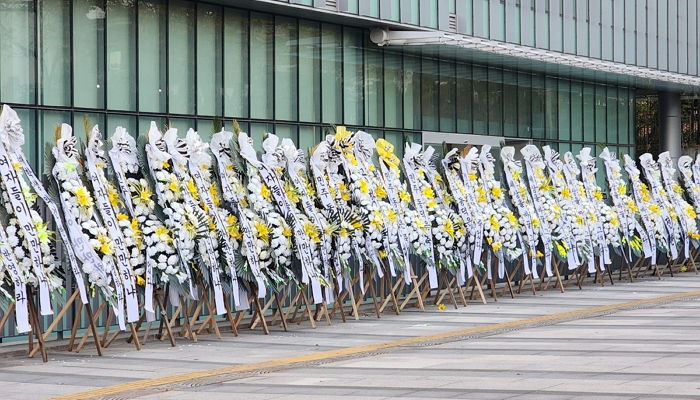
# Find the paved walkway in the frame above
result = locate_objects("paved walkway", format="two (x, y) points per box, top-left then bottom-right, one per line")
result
(2, 274), (700, 399)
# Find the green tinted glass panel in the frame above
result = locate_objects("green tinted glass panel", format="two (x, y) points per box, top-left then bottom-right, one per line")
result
(403, 56), (421, 130)
(472, 66), (488, 135)
(275, 16), (298, 121)
(321, 24), (342, 124)
(73, 0), (104, 108)
(39, 0), (70, 106)
(365, 46), (384, 127)
(250, 12), (274, 119)
(439, 61), (456, 133)
(421, 59), (439, 131)
(107, 0), (136, 111)
(384, 52), (403, 129)
(299, 20), (321, 123)
(197, 4), (222, 116)
(503, 71), (517, 137)
(223, 8), (249, 118)
(168, 0), (195, 114)
(138, 0), (167, 113)
(343, 28), (363, 125)
(570, 82), (583, 141)
(517, 73), (531, 138)
(456, 63), (472, 134)
(488, 68), (503, 136)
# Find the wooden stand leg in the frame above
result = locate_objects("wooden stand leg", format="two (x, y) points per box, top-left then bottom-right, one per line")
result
(300, 289), (317, 328)
(274, 292), (289, 331)
(27, 288), (47, 363)
(154, 294), (176, 347)
(0, 302), (16, 336)
(253, 294), (270, 335)
(400, 273), (426, 311)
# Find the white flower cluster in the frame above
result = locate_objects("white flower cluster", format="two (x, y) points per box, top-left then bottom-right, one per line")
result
(480, 177), (521, 261)
(623, 157), (670, 253)
(0, 159), (60, 291)
(246, 170), (293, 272)
(110, 129), (187, 286)
(145, 127), (199, 275)
(53, 135), (113, 290)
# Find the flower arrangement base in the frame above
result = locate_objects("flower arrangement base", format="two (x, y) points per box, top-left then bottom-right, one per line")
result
(330, 274), (360, 321)
(378, 275), (406, 315)
(124, 289), (178, 347)
(630, 257), (651, 279)
(684, 249), (699, 274)
(250, 284), (289, 332)
(328, 284), (348, 323)
(268, 291), (290, 332)
(400, 271), (430, 311)
(351, 266), (383, 319)
(135, 290), (177, 347)
(284, 285), (324, 329)
(536, 258), (565, 294)
(25, 287), (48, 362)
(98, 309), (142, 351)
(431, 269), (463, 309)
(191, 288), (224, 339)
(27, 289), (103, 358)
(159, 296), (198, 343)
(67, 301), (105, 353)
(506, 258), (536, 297)
(466, 273), (487, 305)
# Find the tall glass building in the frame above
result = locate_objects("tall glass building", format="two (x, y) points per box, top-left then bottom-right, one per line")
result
(0, 0), (695, 171)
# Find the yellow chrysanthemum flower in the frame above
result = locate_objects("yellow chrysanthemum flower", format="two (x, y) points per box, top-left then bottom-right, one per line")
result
(491, 186), (502, 198)
(421, 185), (435, 199)
(386, 209), (397, 224)
(444, 219), (455, 238)
(338, 183), (350, 202)
(116, 213), (129, 221)
(75, 186), (94, 208)
(489, 215), (500, 231)
(304, 222), (320, 243)
(260, 184), (272, 200)
(107, 184), (122, 207)
(97, 235), (113, 255)
(561, 187), (571, 199)
(399, 190), (411, 203)
(375, 186), (387, 199)
(358, 179), (369, 195)
(254, 220), (270, 241)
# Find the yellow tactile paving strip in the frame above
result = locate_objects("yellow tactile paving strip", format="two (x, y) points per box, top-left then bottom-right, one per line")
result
(50, 289), (700, 400)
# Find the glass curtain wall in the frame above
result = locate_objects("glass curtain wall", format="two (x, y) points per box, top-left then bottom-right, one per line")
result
(0, 0), (635, 174)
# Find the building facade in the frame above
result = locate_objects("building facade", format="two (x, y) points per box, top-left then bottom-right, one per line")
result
(0, 0), (696, 172)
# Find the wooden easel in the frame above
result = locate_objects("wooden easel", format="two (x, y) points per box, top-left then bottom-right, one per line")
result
(161, 295), (197, 342)
(351, 264), (382, 319)
(250, 284), (289, 332)
(467, 268), (488, 305)
(376, 272), (401, 315)
(126, 289), (177, 346)
(26, 288), (48, 362)
(284, 283), (322, 328)
(537, 258), (565, 293)
(509, 258), (535, 296)
(399, 271), (428, 311)
(29, 288), (102, 358)
(330, 270), (360, 320)
(432, 268), (467, 308)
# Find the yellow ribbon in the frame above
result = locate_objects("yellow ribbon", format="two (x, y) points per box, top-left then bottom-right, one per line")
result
(375, 139), (400, 172)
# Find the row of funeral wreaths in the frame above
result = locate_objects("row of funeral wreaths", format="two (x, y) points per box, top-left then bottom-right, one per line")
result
(0, 103), (699, 334)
